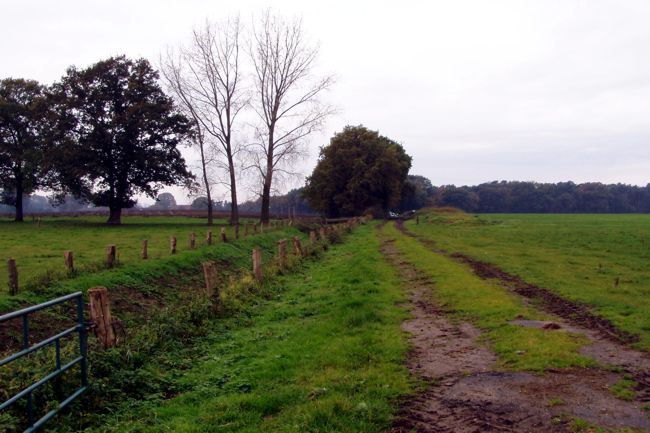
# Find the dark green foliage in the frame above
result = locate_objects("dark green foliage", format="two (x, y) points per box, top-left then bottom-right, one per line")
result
(397, 174), (435, 211)
(433, 181), (650, 213)
(0, 78), (49, 221)
(48, 56), (194, 224)
(304, 125), (412, 217)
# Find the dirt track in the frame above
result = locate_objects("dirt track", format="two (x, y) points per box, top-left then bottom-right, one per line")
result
(383, 222), (650, 433)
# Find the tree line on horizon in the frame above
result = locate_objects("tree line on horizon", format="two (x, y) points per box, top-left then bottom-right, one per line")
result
(0, 12), (331, 225)
(269, 179), (650, 216)
(430, 181), (650, 214)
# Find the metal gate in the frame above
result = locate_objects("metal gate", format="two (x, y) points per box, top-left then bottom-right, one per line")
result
(0, 291), (88, 432)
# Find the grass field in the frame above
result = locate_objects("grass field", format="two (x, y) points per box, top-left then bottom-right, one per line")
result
(70, 224), (411, 433)
(0, 216), (272, 296)
(406, 210), (650, 352)
(2, 212), (650, 432)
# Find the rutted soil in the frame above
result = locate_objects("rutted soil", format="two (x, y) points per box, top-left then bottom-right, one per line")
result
(397, 221), (650, 375)
(448, 251), (639, 345)
(382, 225), (650, 432)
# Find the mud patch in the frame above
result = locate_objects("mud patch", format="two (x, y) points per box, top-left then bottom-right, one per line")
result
(382, 239), (496, 380)
(394, 369), (650, 433)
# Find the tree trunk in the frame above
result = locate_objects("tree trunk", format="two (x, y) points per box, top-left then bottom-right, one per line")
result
(206, 196), (213, 226)
(107, 206), (122, 225)
(260, 135), (274, 224)
(198, 132), (213, 226)
(260, 174), (272, 224)
(14, 167), (24, 222)
(14, 189), (23, 223)
(228, 154), (239, 226)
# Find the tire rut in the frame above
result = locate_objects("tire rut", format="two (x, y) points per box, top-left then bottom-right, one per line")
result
(383, 224), (650, 432)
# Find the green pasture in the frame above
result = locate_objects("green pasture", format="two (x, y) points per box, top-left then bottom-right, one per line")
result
(0, 216), (270, 296)
(406, 210), (650, 351)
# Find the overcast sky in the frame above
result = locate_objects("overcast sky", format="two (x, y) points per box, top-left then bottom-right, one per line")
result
(3, 0), (650, 203)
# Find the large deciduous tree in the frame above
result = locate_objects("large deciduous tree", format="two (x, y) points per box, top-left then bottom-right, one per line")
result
(51, 56), (193, 224)
(250, 12), (333, 224)
(304, 125), (412, 217)
(161, 18), (245, 228)
(0, 78), (49, 222)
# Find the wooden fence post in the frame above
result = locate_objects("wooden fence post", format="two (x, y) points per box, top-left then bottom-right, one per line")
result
(170, 236), (177, 254)
(292, 237), (304, 257)
(221, 227), (227, 242)
(252, 248), (263, 282)
(7, 258), (18, 295)
(206, 231), (213, 246)
(190, 232), (196, 249)
(106, 245), (116, 268)
(319, 227), (327, 241)
(278, 240), (287, 270)
(142, 240), (148, 259)
(64, 251), (74, 273)
(202, 261), (219, 302)
(88, 287), (116, 349)
(309, 231), (317, 244)
(244, 224), (249, 236)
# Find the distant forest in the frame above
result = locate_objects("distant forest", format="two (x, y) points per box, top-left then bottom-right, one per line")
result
(405, 179), (650, 214)
(5, 179), (650, 216)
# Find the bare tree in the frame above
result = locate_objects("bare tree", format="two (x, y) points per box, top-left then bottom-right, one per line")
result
(161, 18), (245, 229)
(161, 51), (215, 225)
(249, 12), (333, 224)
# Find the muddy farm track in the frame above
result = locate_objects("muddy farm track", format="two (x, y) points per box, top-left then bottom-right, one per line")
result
(384, 221), (650, 433)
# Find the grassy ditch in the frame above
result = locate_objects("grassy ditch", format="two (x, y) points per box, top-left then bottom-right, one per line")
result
(1, 225), (310, 432)
(73, 222), (411, 433)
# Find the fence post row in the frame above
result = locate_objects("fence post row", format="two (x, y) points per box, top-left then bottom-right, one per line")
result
(88, 287), (116, 349)
(202, 261), (219, 302)
(221, 227), (227, 242)
(252, 248), (263, 282)
(64, 251), (74, 273)
(278, 239), (287, 270)
(142, 239), (148, 259)
(106, 245), (116, 268)
(7, 258), (18, 295)
(292, 237), (304, 258)
(207, 230), (212, 245)
(170, 236), (177, 254)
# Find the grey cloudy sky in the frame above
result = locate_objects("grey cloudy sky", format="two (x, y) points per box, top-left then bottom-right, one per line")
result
(3, 0), (650, 203)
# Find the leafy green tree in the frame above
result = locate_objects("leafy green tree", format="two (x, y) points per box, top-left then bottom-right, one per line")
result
(439, 186), (479, 212)
(50, 56), (194, 224)
(398, 175), (435, 211)
(190, 196), (211, 210)
(304, 125), (412, 217)
(150, 192), (177, 210)
(0, 78), (49, 221)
